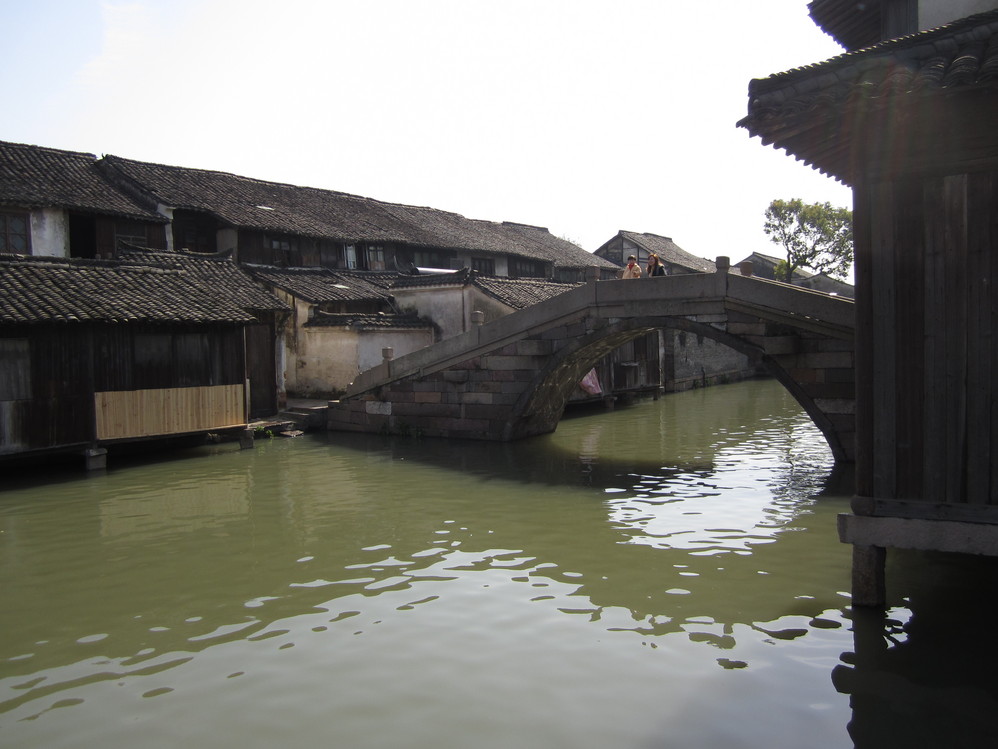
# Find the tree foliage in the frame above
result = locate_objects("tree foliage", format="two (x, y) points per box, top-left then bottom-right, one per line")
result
(763, 198), (853, 283)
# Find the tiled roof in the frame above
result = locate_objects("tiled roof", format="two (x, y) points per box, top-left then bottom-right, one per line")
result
(0, 142), (165, 221)
(98, 154), (617, 270)
(0, 253), (259, 325)
(391, 267), (470, 289)
(472, 275), (580, 310)
(617, 231), (716, 273)
(117, 246), (289, 313)
(304, 311), (434, 329)
(247, 266), (398, 304)
(391, 267), (579, 310)
(739, 9), (998, 182)
(732, 251), (814, 282)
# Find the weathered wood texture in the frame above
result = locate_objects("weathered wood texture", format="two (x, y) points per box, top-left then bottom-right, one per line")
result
(1, 323), (247, 456)
(95, 384), (246, 440)
(245, 321), (277, 418)
(856, 168), (998, 507)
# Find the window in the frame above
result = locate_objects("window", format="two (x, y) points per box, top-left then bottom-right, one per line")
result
(365, 244), (386, 271)
(471, 258), (494, 275)
(345, 244), (357, 269)
(173, 214), (217, 253)
(414, 250), (449, 269)
(0, 211), (30, 253)
(265, 234), (300, 265)
(115, 220), (149, 248)
(510, 258), (544, 278)
(267, 236), (297, 253)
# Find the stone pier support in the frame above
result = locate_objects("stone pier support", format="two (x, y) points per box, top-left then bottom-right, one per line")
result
(84, 447), (107, 472)
(239, 427), (255, 449)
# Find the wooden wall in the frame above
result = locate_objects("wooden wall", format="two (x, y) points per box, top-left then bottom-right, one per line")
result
(1, 323), (248, 456)
(855, 169), (998, 506)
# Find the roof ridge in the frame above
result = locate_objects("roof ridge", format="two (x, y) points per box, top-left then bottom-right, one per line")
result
(1, 140), (98, 161)
(749, 7), (998, 94)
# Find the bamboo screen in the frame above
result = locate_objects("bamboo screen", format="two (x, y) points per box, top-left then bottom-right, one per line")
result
(94, 384), (246, 441)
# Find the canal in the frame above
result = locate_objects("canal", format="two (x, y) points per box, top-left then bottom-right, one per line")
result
(2, 379), (998, 748)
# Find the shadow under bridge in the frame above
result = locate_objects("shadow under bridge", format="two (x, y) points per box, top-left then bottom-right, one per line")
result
(328, 268), (856, 462)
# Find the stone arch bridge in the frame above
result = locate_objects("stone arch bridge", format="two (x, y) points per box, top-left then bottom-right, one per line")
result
(328, 265), (856, 461)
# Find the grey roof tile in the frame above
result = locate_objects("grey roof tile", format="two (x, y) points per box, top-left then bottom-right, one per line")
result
(246, 266), (397, 304)
(0, 253), (267, 325)
(740, 9), (998, 180)
(0, 142), (165, 221)
(98, 154), (617, 270)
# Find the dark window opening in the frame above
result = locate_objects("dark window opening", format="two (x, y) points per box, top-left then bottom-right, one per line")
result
(69, 213), (97, 258)
(365, 245), (386, 271)
(414, 250), (450, 269)
(172, 211), (218, 253)
(472, 257), (495, 275)
(0, 211), (30, 254)
(115, 220), (149, 248)
(510, 258), (544, 278)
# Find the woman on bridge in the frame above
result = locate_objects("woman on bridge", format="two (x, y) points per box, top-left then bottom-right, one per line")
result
(646, 254), (666, 277)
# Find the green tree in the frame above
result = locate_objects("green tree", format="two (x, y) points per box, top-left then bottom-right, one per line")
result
(763, 198), (853, 283)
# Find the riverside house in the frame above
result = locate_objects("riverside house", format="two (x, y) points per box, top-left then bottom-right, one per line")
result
(0, 250), (288, 468)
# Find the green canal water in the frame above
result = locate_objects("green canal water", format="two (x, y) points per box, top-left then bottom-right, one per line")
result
(3, 379), (998, 748)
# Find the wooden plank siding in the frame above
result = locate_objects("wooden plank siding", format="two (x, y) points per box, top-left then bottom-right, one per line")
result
(853, 183), (875, 499)
(869, 180), (897, 500)
(1, 323), (248, 457)
(892, 178), (924, 501)
(858, 167), (998, 508)
(0, 328), (95, 453)
(95, 384), (246, 440)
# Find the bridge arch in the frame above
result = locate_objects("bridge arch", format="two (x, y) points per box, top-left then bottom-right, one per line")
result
(505, 315), (851, 462)
(329, 273), (855, 462)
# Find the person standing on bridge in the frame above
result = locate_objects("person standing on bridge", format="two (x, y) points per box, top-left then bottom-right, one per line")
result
(646, 253), (666, 277)
(622, 255), (642, 279)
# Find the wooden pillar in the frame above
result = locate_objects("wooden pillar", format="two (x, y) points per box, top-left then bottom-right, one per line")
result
(851, 544), (886, 607)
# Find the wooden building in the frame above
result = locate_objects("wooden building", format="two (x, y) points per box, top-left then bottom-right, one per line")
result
(0, 141), (167, 259)
(0, 251), (287, 468)
(740, 1), (998, 604)
(94, 153), (618, 280)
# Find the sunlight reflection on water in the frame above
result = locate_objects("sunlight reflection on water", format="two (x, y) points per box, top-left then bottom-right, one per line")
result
(4, 380), (996, 748)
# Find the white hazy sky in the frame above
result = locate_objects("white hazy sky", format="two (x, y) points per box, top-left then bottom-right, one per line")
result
(2, 0), (852, 259)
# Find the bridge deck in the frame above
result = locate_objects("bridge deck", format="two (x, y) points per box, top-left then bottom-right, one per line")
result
(346, 272), (854, 398)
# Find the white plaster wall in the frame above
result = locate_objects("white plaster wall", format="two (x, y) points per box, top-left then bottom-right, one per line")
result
(393, 286), (469, 339)
(294, 326), (360, 396)
(291, 326), (435, 394)
(466, 288), (513, 327)
(920, 0), (998, 29)
(30, 208), (69, 257)
(158, 205), (175, 250)
(357, 329), (435, 372)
